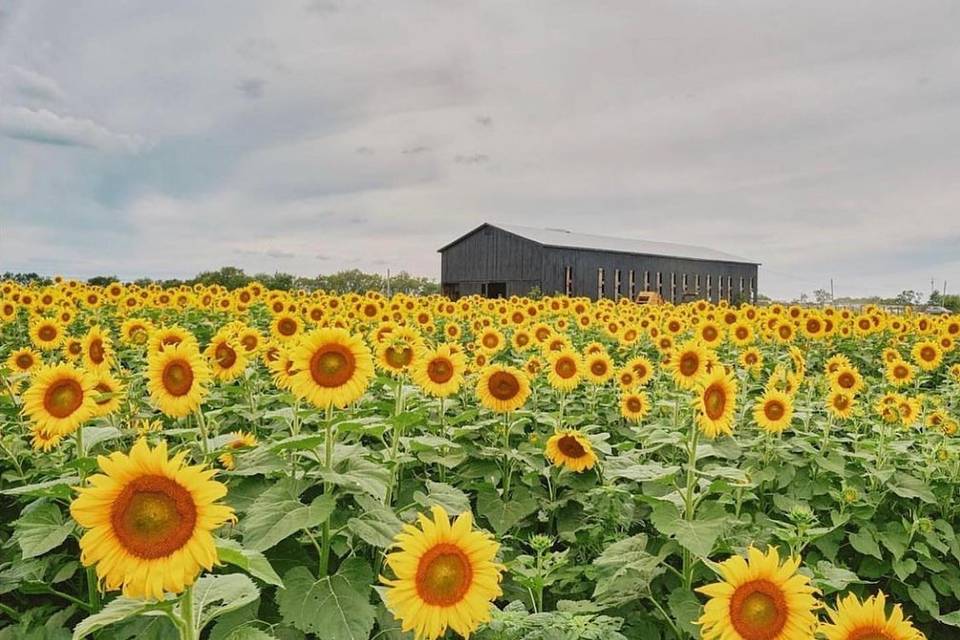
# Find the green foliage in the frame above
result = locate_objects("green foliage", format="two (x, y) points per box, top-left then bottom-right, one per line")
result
(276, 559), (376, 639)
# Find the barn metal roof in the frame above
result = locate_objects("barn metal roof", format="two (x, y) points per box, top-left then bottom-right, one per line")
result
(439, 223), (759, 265)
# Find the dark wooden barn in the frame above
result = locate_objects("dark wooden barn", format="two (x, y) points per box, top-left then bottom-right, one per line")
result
(438, 223), (759, 303)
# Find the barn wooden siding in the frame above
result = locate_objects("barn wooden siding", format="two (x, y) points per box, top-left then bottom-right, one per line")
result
(439, 224), (758, 303)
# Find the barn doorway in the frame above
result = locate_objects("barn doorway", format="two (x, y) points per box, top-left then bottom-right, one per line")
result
(442, 283), (460, 299)
(482, 282), (506, 298)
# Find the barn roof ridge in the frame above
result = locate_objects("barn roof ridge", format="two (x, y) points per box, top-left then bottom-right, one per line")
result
(438, 222), (759, 265)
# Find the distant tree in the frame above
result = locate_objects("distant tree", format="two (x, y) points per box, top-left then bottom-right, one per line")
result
(255, 272), (297, 291)
(87, 275), (119, 287)
(813, 289), (832, 305)
(387, 271), (439, 295)
(2, 272), (52, 286)
(942, 294), (960, 312)
(189, 266), (251, 290)
(929, 289), (942, 305)
(894, 290), (923, 306)
(318, 269), (384, 294)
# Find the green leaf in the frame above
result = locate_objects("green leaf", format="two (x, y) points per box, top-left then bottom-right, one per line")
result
(413, 481), (471, 515)
(276, 559), (376, 640)
(939, 610), (960, 628)
(182, 573), (260, 633)
(907, 581), (939, 617)
(321, 457), (390, 502)
(813, 561), (863, 594)
(221, 630), (279, 640)
(216, 538), (284, 587)
(848, 529), (882, 560)
(80, 425), (121, 450)
(244, 485), (336, 552)
(591, 534), (667, 605)
(1, 476), (80, 499)
(892, 557), (917, 581)
(648, 499), (723, 558)
(72, 597), (164, 639)
(889, 473), (937, 504)
(605, 456), (681, 483)
(668, 589), (702, 639)
(347, 495), (403, 549)
(477, 488), (538, 536)
(15, 501), (74, 559)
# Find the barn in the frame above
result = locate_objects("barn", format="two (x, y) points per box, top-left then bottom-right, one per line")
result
(438, 223), (759, 303)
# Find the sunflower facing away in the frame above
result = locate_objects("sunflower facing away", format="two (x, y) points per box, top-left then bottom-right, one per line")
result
(476, 365), (531, 413)
(697, 546), (818, 640)
(545, 430), (598, 472)
(695, 368), (738, 438)
(70, 438), (236, 600)
(22, 363), (97, 436)
(146, 342), (212, 418)
(290, 327), (374, 408)
(820, 591), (925, 640)
(381, 505), (504, 640)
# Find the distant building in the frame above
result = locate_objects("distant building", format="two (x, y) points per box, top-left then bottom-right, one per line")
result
(438, 223), (759, 303)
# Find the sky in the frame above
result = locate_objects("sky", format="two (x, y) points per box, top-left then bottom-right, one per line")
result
(1, 1), (958, 301)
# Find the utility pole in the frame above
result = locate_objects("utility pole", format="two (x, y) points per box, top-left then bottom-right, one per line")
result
(830, 278), (834, 304)
(386, 269), (391, 297)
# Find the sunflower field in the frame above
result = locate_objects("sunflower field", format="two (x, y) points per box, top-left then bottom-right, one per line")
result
(2, 280), (960, 640)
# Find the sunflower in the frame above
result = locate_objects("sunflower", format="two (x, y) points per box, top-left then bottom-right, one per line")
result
(290, 328), (374, 408)
(826, 390), (856, 420)
(120, 318), (154, 346)
(545, 430), (598, 472)
(620, 391), (650, 423)
(63, 337), (84, 361)
(91, 372), (125, 417)
(584, 351), (614, 384)
(730, 322), (754, 347)
(626, 355), (655, 386)
(381, 505), (503, 640)
(753, 390), (793, 433)
(271, 312), (303, 342)
(149, 325), (197, 353)
(830, 366), (864, 396)
(911, 340), (942, 371)
(885, 359), (915, 387)
(739, 347), (763, 372)
(411, 344), (466, 398)
(30, 426), (65, 451)
(6, 347), (40, 374)
(821, 592), (924, 640)
(376, 327), (423, 377)
(476, 365), (530, 413)
(29, 318), (64, 351)
(22, 364), (97, 436)
(81, 326), (114, 372)
(668, 341), (710, 389)
(697, 546), (818, 640)
(546, 349), (582, 392)
(70, 438), (235, 600)
(476, 327), (505, 354)
(695, 369), (738, 438)
(235, 327), (263, 355)
(146, 342), (212, 418)
(204, 332), (247, 381)
(218, 431), (258, 470)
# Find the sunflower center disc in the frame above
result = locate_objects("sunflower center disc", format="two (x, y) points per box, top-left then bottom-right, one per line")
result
(555, 358), (576, 378)
(310, 346), (355, 387)
(626, 398), (642, 413)
(44, 379), (84, 418)
(764, 401), (784, 421)
(162, 361), (194, 397)
(846, 628), (893, 640)
(386, 346), (413, 368)
(557, 435), (586, 458)
(679, 353), (699, 376)
(416, 544), (473, 606)
(16, 354), (33, 369)
(704, 384), (726, 419)
(591, 361), (607, 376)
(730, 580), (787, 640)
(488, 371), (520, 400)
(215, 343), (237, 369)
(482, 335), (498, 348)
(278, 318), (297, 336)
(428, 358), (453, 383)
(112, 475), (198, 559)
(89, 339), (104, 364)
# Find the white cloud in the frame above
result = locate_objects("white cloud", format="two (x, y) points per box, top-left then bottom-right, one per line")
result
(0, 106), (145, 152)
(5, 65), (65, 101)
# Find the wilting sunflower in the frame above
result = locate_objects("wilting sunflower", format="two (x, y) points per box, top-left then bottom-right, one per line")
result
(29, 318), (64, 351)
(290, 327), (374, 408)
(70, 438), (236, 600)
(22, 364), (97, 436)
(6, 347), (41, 374)
(381, 505), (504, 640)
(545, 430), (598, 472)
(697, 546), (818, 640)
(82, 325), (114, 372)
(695, 369), (738, 438)
(620, 391), (650, 423)
(91, 372), (125, 417)
(476, 365), (530, 413)
(668, 341), (710, 389)
(821, 592), (924, 640)
(218, 431), (258, 470)
(753, 389), (794, 434)
(204, 331), (247, 381)
(546, 349), (582, 392)
(146, 342), (211, 418)
(411, 344), (465, 398)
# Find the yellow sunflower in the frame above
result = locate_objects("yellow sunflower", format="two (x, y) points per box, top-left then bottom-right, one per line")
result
(821, 592), (924, 640)
(753, 389), (794, 434)
(146, 343), (212, 418)
(830, 366), (864, 396)
(22, 364), (97, 436)
(6, 347), (41, 374)
(91, 371), (125, 417)
(29, 318), (64, 351)
(546, 349), (582, 392)
(120, 318), (154, 346)
(545, 430), (598, 472)
(885, 359), (915, 387)
(411, 344), (465, 398)
(289, 328), (374, 408)
(620, 390), (650, 423)
(911, 340), (942, 371)
(82, 325), (114, 372)
(381, 505), (504, 640)
(626, 355), (655, 386)
(476, 365), (531, 413)
(271, 312), (303, 342)
(218, 430), (258, 470)
(376, 327), (423, 377)
(70, 438), (236, 600)
(697, 546), (818, 640)
(695, 368), (738, 438)
(30, 426), (65, 451)
(204, 332), (247, 381)
(668, 341), (710, 389)
(583, 351), (614, 384)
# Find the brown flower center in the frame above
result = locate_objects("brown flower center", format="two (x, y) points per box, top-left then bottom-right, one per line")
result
(111, 475), (197, 559)
(415, 543), (473, 606)
(161, 360), (194, 397)
(309, 344), (356, 388)
(43, 378), (84, 418)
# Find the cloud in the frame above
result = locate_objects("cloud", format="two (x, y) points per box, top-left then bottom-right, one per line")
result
(402, 145), (429, 155)
(453, 153), (489, 165)
(6, 65), (65, 102)
(236, 77), (265, 99)
(0, 106), (144, 152)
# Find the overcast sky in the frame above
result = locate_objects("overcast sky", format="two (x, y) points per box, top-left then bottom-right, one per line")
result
(1, 1), (958, 300)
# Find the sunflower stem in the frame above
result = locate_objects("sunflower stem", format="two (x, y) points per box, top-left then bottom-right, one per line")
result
(85, 567), (101, 612)
(179, 585), (197, 640)
(194, 409), (209, 457)
(681, 398), (700, 591)
(502, 412), (513, 498)
(438, 396), (447, 483)
(319, 404), (335, 577)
